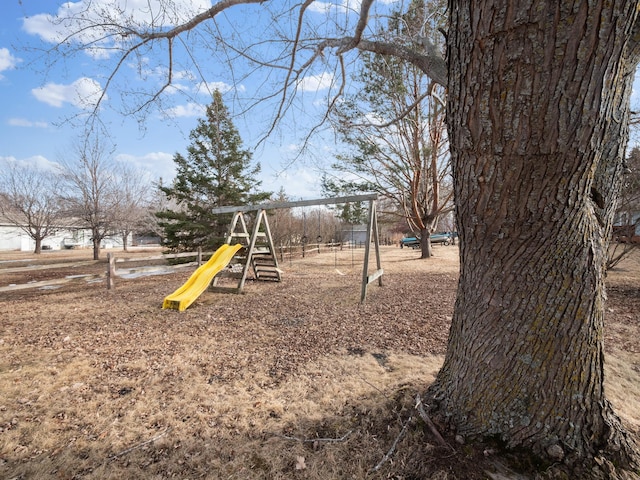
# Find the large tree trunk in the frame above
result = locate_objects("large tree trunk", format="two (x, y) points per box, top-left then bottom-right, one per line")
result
(122, 230), (129, 252)
(419, 227), (433, 258)
(92, 231), (101, 260)
(428, 0), (640, 470)
(34, 233), (42, 255)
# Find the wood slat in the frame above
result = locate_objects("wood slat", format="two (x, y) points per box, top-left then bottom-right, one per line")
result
(0, 274), (105, 292)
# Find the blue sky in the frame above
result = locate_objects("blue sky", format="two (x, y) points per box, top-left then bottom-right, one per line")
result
(0, 1), (394, 199)
(2, 1), (640, 201)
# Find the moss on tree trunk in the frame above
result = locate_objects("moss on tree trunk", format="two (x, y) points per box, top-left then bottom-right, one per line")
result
(429, 1), (640, 474)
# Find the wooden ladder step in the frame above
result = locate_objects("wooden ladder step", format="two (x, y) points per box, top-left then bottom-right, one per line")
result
(254, 264), (278, 272)
(209, 286), (242, 293)
(252, 257), (276, 267)
(253, 261), (281, 280)
(255, 272), (280, 281)
(215, 271), (244, 279)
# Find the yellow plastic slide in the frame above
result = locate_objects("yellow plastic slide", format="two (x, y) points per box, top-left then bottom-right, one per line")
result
(162, 243), (243, 311)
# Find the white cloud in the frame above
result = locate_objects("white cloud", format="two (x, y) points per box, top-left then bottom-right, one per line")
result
(195, 81), (245, 96)
(309, 0), (360, 14)
(0, 155), (61, 172)
(116, 151), (175, 181)
(283, 143), (300, 152)
(0, 155), (18, 165)
(261, 167), (323, 199)
(297, 72), (334, 92)
(8, 118), (49, 128)
(164, 102), (206, 118)
(363, 111), (385, 124)
(23, 1), (212, 58)
(307, 2), (332, 14)
(31, 77), (105, 109)
(140, 64), (194, 83)
(309, 0), (399, 16)
(0, 48), (20, 78)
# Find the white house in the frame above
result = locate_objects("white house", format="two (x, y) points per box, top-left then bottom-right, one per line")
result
(613, 211), (640, 240)
(0, 218), (128, 252)
(340, 224), (369, 245)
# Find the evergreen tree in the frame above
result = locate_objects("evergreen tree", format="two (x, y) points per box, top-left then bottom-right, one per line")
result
(320, 174), (368, 226)
(156, 90), (270, 251)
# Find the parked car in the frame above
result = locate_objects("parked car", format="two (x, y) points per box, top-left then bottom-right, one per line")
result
(430, 233), (452, 245)
(399, 233), (452, 249)
(399, 236), (420, 248)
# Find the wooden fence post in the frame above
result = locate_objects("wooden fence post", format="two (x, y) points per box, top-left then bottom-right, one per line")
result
(107, 253), (115, 290)
(197, 247), (202, 266)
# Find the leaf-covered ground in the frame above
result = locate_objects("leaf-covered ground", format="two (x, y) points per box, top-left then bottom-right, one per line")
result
(0, 245), (638, 479)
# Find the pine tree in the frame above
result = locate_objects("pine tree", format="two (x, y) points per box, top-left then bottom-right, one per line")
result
(156, 90), (270, 251)
(328, 0), (452, 258)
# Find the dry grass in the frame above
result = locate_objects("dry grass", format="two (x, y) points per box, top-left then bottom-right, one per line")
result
(0, 245), (638, 479)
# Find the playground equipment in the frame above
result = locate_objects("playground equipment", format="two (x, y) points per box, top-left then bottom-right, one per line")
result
(210, 194), (383, 302)
(162, 194), (382, 310)
(209, 208), (283, 294)
(162, 243), (242, 311)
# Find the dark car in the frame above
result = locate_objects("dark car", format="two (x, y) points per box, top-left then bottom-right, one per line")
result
(400, 233), (452, 249)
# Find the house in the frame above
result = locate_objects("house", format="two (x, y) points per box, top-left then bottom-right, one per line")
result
(340, 224), (369, 245)
(0, 217), (129, 252)
(613, 211), (640, 242)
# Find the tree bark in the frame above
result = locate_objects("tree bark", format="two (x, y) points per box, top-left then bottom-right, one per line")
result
(92, 231), (101, 260)
(34, 236), (42, 255)
(122, 231), (129, 251)
(419, 226), (433, 258)
(428, 0), (640, 470)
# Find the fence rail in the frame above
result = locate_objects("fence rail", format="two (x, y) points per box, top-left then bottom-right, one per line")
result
(274, 241), (366, 260)
(0, 273), (106, 292)
(0, 260), (100, 275)
(0, 250), (206, 293)
(106, 250), (206, 289)
(0, 243), (355, 293)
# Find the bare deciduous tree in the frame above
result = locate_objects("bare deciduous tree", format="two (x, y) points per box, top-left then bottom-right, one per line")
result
(327, 0), (451, 259)
(59, 137), (124, 260)
(608, 147), (640, 268)
(327, 62), (451, 258)
(112, 165), (153, 251)
(0, 161), (64, 254)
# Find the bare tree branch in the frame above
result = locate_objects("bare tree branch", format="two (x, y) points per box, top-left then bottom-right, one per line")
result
(346, 91), (431, 129)
(318, 37), (447, 86)
(137, 0), (272, 41)
(265, 0), (316, 139)
(336, 0), (375, 54)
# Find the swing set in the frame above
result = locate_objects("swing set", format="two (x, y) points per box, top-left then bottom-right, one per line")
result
(210, 193), (383, 302)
